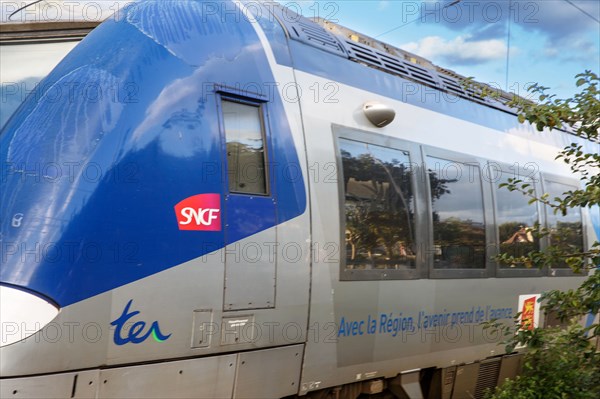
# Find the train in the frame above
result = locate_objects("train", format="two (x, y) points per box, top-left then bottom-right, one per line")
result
(1, 1), (598, 398)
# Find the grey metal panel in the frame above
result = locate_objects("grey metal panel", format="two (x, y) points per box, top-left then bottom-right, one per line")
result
(98, 355), (237, 398)
(497, 353), (523, 386)
(233, 344), (304, 399)
(400, 370), (424, 399)
(220, 315), (256, 345)
(191, 309), (214, 348)
(343, 39), (442, 90)
(451, 363), (479, 399)
(311, 19), (526, 117)
(106, 255), (226, 365)
(0, 292), (112, 377)
(73, 370), (101, 399)
(474, 358), (501, 399)
(0, 372), (77, 399)
(268, 4), (347, 57)
(441, 366), (457, 399)
(224, 229), (277, 310)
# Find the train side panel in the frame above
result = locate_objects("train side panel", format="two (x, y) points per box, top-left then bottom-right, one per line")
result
(293, 56), (589, 394)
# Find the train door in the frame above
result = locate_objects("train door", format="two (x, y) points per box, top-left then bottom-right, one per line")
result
(219, 95), (277, 311)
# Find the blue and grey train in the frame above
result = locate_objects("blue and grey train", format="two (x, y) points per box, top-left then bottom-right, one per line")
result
(1, 1), (598, 398)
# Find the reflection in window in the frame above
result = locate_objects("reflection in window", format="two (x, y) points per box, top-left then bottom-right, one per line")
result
(496, 177), (539, 267)
(222, 100), (267, 195)
(1, 42), (78, 129)
(545, 181), (583, 268)
(340, 139), (415, 270)
(427, 157), (485, 269)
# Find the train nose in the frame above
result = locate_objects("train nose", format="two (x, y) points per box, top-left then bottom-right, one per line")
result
(0, 285), (59, 347)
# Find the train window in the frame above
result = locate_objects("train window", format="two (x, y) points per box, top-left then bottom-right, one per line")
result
(339, 138), (416, 273)
(222, 99), (268, 195)
(427, 156), (486, 270)
(496, 176), (540, 269)
(544, 180), (584, 269)
(0, 42), (78, 129)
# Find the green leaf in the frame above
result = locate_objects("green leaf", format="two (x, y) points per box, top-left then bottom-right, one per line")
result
(475, 72), (600, 399)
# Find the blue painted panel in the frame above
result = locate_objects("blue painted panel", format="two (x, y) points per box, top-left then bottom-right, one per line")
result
(0, 1), (306, 307)
(248, 2), (293, 67)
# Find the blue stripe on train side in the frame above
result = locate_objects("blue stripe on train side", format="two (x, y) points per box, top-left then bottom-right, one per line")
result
(0, 1), (305, 307)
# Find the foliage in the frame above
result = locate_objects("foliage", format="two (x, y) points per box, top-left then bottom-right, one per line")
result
(341, 149), (416, 265)
(482, 71), (600, 398)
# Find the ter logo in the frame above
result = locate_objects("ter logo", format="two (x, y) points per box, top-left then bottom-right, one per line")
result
(174, 193), (221, 231)
(111, 300), (171, 345)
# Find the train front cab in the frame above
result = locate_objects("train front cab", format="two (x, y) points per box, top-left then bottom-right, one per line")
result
(1, 2), (311, 398)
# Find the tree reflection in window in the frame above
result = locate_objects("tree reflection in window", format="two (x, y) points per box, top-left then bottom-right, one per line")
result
(545, 181), (583, 268)
(340, 139), (415, 270)
(496, 177), (539, 268)
(427, 157), (486, 269)
(222, 100), (267, 195)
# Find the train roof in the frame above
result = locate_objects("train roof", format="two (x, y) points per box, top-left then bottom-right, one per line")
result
(265, 3), (585, 138)
(268, 4), (520, 115)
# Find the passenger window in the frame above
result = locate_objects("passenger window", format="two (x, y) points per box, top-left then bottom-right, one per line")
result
(496, 177), (540, 268)
(427, 157), (486, 269)
(339, 138), (416, 271)
(544, 180), (583, 268)
(222, 99), (268, 195)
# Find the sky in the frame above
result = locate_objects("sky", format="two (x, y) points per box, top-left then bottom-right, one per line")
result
(0, 0), (598, 101)
(276, 0), (599, 99)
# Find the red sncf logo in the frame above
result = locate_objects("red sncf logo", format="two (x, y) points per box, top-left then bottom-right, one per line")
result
(174, 194), (221, 231)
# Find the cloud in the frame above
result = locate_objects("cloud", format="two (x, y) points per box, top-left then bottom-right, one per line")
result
(516, 1), (599, 43)
(377, 1), (391, 11)
(397, 0), (598, 65)
(0, 42), (78, 82)
(543, 47), (559, 58)
(414, 1), (598, 43)
(545, 38), (600, 64)
(401, 34), (508, 65)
